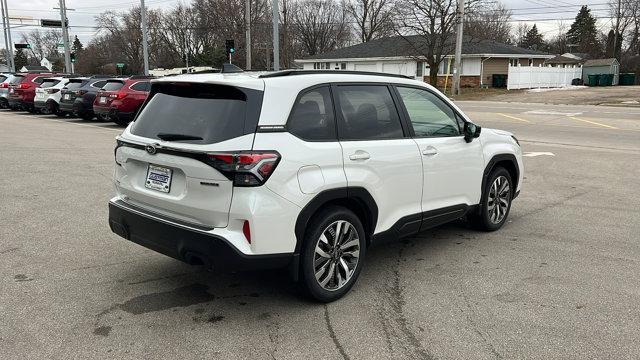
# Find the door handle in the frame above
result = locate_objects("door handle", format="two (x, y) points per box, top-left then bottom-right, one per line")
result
(422, 147), (438, 156)
(349, 151), (370, 161)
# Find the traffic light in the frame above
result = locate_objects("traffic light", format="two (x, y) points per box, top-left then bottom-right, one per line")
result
(15, 43), (31, 49)
(225, 40), (235, 56)
(70, 53), (76, 63)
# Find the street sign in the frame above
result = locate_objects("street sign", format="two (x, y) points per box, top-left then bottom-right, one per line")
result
(116, 63), (125, 69)
(57, 43), (64, 48)
(40, 19), (68, 28)
(15, 44), (31, 49)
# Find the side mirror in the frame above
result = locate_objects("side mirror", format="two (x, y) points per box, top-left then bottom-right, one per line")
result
(464, 122), (481, 143)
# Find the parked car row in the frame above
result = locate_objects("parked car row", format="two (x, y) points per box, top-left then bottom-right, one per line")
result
(0, 72), (154, 126)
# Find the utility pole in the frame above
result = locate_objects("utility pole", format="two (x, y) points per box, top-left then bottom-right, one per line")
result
(451, 0), (464, 96)
(58, 0), (71, 73)
(272, 0), (279, 71)
(184, 35), (189, 70)
(613, 0), (621, 60)
(140, 0), (149, 75)
(0, 0), (12, 71)
(245, 0), (251, 70)
(3, 0), (13, 71)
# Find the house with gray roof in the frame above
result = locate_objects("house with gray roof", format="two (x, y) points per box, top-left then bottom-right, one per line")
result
(295, 35), (553, 88)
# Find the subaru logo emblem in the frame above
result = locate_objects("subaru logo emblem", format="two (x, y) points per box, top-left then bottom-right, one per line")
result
(145, 144), (157, 155)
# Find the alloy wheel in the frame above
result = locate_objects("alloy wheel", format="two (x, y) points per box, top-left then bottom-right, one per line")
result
(487, 175), (511, 224)
(314, 220), (360, 291)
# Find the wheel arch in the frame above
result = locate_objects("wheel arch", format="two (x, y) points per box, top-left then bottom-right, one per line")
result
(294, 187), (378, 253)
(482, 153), (520, 197)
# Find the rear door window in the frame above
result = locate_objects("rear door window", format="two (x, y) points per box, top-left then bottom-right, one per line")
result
(130, 83), (263, 144)
(287, 86), (336, 141)
(130, 81), (150, 92)
(334, 85), (404, 140)
(102, 81), (125, 91)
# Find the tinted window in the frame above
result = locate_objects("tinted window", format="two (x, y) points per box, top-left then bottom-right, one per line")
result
(33, 77), (47, 84)
(130, 81), (150, 92)
(396, 87), (460, 137)
(288, 86), (335, 141)
(10, 75), (25, 84)
(40, 80), (60, 88)
(131, 83), (260, 144)
(102, 81), (124, 91)
(91, 80), (108, 89)
(65, 81), (86, 90)
(0, 75), (6, 82)
(335, 85), (403, 140)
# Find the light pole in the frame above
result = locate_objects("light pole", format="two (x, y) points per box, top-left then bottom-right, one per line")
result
(2, 0), (13, 71)
(58, 0), (71, 73)
(140, 0), (149, 75)
(451, 0), (464, 95)
(245, 0), (251, 70)
(272, 0), (279, 71)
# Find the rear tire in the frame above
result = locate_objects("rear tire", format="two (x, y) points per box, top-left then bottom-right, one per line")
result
(80, 113), (94, 121)
(468, 167), (513, 231)
(55, 111), (68, 118)
(299, 206), (366, 302)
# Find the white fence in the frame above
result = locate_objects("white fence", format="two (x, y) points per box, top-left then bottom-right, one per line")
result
(507, 65), (582, 90)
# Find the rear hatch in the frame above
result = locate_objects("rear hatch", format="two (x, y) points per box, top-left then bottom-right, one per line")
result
(34, 78), (60, 102)
(8, 74), (25, 97)
(61, 79), (86, 103)
(95, 80), (125, 107)
(114, 81), (264, 228)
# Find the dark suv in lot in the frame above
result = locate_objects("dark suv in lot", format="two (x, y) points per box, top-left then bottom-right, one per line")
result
(93, 76), (153, 126)
(59, 75), (111, 120)
(7, 73), (52, 112)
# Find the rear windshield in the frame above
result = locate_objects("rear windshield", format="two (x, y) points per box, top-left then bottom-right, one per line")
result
(10, 75), (24, 84)
(40, 80), (60, 88)
(0, 75), (6, 82)
(65, 80), (86, 90)
(102, 81), (124, 91)
(130, 83), (263, 144)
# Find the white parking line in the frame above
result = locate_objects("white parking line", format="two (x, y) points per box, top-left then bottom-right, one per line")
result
(523, 152), (555, 157)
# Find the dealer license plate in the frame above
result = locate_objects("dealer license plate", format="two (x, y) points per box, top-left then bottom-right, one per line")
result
(145, 164), (172, 193)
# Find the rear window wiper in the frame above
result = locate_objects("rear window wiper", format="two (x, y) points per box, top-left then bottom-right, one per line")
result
(156, 133), (203, 141)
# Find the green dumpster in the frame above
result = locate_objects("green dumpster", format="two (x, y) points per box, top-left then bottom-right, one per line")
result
(588, 74), (600, 86)
(619, 73), (636, 85)
(605, 74), (614, 86)
(492, 74), (507, 88)
(598, 74), (607, 86)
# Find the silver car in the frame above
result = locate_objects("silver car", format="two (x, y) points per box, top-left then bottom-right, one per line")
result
(0, 73), (14, 108)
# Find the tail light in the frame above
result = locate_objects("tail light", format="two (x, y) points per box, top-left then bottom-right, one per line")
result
(0, 83), (7, 88)
(18, 83), (30, 90)
(206, 151), (280, 187)
(45, 88), (60, 94)
(75, 90), (87, 96)
(110, 92), (127, 100)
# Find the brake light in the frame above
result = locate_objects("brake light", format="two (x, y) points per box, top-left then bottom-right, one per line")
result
(109, 92), (127, 99)
(76, 90), (87, 96)
(18, 83), (30, 90)
(0, 83), (7, 88)
(45, 88), (60, 94)
(242, 220), (251, 244)
(206, 151), (280, 186)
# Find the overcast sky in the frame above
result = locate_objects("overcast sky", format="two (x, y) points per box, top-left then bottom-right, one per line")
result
(6, 0), (615, 49)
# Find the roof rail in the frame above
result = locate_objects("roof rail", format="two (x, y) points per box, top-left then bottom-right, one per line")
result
(128, 75), (156, 79)
(259, 69), (414, 79)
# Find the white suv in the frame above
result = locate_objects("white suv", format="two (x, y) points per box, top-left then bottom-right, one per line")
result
(34, 77), (71, 116)
(109, 70), (523, 302)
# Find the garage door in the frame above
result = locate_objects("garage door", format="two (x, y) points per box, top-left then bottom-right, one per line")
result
(382, 62), (403, 75)
(354, 63), (377, 72)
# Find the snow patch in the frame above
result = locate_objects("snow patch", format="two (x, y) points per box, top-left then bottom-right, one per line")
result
(527, 86), (588, 93)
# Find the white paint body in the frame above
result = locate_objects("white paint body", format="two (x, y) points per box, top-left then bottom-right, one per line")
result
(112, 72), (523, 256)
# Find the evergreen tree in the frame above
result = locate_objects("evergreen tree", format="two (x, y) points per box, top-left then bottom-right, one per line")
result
(72, 35), (83, 53)
(14, 49), (28, 70)
(566, 6), (601, 58)
(520, 24), (546, 51)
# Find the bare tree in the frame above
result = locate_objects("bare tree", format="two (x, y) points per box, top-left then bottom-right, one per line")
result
(513, 23), (531, 47)
(292, 0), (351, 56)
(464, 2), (511, 44)
(345, 0), (396, 43)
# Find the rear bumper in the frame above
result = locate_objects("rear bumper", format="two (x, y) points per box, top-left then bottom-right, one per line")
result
(34, 100), (47, 111)
(59, 101), (75, 113)
(108, 199), (293, 271)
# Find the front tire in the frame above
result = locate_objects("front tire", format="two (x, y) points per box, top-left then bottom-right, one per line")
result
(300, 206), (366, 302)
(469, 167), (513, 231)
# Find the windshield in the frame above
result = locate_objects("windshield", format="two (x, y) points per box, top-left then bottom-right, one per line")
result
(40, 80), (60, 88)
(130, 83), (262, 144)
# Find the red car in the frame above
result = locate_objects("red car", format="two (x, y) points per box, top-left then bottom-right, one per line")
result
(7, 73), (52, 112)
(93, 76), (153, 126)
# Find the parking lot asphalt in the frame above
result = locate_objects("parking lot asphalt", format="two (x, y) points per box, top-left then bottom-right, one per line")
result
(1, 104), (639, 359)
